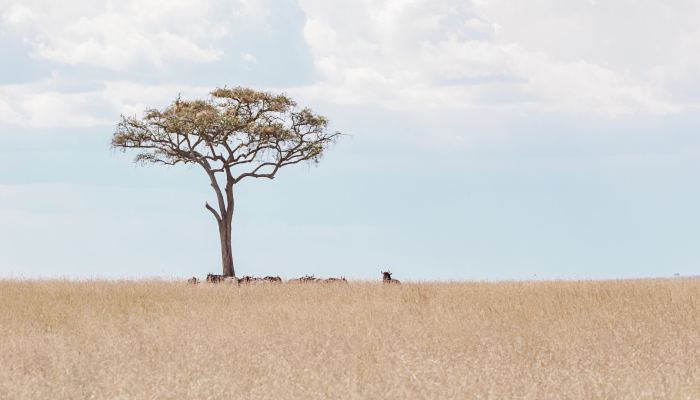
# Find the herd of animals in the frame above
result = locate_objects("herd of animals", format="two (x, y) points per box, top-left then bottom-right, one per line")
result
(186, 271), (401, 285)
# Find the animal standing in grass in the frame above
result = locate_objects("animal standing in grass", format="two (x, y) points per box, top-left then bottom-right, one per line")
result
(382, 271), (400, 284)
(288, 275), (318, 283)
(206, 273), (225, 283)
(237, 276), (262, 284)
(322, 277), (348, 284)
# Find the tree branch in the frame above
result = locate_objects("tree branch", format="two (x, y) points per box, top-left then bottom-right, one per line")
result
(205, 201), (222, 223)
(200, 160), (227, 218)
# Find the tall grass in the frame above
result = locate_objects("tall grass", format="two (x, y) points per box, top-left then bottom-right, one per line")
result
(0, 279), (698, 399)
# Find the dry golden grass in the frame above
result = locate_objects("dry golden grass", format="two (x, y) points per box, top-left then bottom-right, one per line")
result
(0, 278), (698, 399)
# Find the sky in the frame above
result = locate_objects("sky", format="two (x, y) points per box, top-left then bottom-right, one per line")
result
(1, 0), (699, 281)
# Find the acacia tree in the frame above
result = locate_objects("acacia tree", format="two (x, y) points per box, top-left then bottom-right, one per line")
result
(112, 87), (339, 277)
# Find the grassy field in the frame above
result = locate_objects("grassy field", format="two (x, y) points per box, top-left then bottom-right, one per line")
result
(0, 278), (698, 399)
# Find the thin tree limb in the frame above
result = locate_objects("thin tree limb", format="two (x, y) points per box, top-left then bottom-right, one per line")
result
(205, 201), (222, 223)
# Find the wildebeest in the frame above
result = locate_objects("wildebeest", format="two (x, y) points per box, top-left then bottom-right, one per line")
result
(206, 273), (226, 283)
(322, 277), (348, 284)
(187, 277), (199, 284)
(381, 270), (400, 284)
(237, 276), (262, 284)
(288, 274), (318, 283)
(263, 276), (282, 283)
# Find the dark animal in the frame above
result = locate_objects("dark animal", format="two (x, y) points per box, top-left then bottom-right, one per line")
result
(187, 277), (199, 284)
(206, 273), (225, 283)
(239, 275), (277, 284)
(237, 276), (259, 284)
(382, 270), (400, 284)
(263, 276), (282, 283)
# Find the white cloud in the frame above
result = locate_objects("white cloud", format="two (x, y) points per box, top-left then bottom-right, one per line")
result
(294, 0), (698, 116)
(30, 14), (223, 70)
(1, 0), (699, 129)
(0, 0), (286, 128)
(0, 76), (210, 128)
(0, 81), (111, 127)
(0, 0), (265, 71)
(2, 3), (36, 28)
(100, 81), (212, 117)
(241, 53), (257, 63)
(0, 97), (23, 125)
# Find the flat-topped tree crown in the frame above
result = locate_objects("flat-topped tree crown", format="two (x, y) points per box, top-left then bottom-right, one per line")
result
(112, 87), (334, 180)
(112, 86), (340, 277)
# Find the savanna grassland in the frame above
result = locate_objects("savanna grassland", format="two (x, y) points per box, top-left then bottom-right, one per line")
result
(0, 278), (698, 399)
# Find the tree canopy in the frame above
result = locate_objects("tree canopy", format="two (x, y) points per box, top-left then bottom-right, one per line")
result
(113, 87), (337, 181)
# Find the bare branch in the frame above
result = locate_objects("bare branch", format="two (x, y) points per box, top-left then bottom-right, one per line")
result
(205, 201), (222, 223)
(200, 160), (227, 218)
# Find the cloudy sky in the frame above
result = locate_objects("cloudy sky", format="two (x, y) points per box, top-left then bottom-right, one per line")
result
(1, 0), (699, 280)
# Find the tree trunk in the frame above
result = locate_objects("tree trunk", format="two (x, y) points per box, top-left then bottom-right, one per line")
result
(219, 219), (235, 277)
(202, 164), (236, 277)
